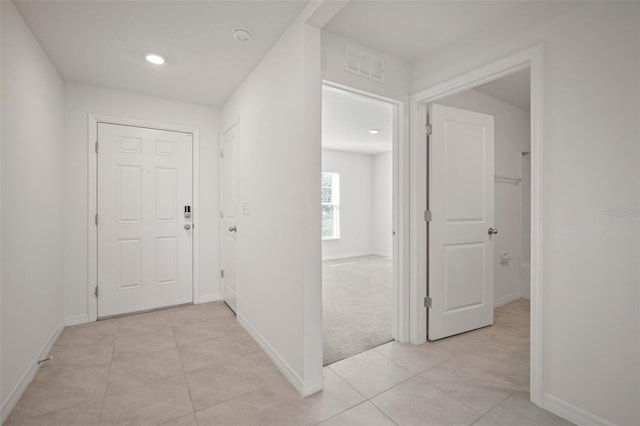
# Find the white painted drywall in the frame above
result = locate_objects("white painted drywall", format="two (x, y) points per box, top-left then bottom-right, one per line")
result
(1, 0), (65, 416)
(322, 30), (410, 101)
(63, 83), (221, 322)
(436, 89), (530, 304)
(372, 151), (393, 257)
(222, 20), (323, 394)
(412, 3), (640, 424)
(321, 149), (373, 260)
(322, 31), (412, 346)
(321, 149), (392, 260)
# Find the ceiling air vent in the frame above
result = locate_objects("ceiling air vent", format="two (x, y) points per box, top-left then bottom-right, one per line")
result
(345, 45), (384, 83)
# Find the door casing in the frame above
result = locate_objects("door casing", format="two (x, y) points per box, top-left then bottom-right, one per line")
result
(88, 114), (201, 322)
(410, 44), (544, 405)
(321, 81), (409, 343)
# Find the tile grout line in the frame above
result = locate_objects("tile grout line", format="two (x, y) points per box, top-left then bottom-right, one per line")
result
(373, 345), (453, 376)
(170, 326), (197, 424)
(366, 399), (400, 425)
(97, 338), (116, 424)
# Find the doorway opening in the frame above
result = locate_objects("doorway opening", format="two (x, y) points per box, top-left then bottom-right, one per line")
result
(87, 115), (202, 322)
(412, 45), (542, 403)
(426, 67), (531, 341)
(420, 67), (532, 394)
(321, 84), (397, 365)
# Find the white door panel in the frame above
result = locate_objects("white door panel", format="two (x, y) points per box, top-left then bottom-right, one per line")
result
(98, 123), (193, 317)
(221, 123), (239, 313)
(428, 104), (494, 340)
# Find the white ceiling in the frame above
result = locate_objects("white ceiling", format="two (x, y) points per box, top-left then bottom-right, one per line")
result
(324, 1), (581, 64)
(475, 69), (530, 111)
(323, 1), (522, 63)
(14, 0), (308, 107)
(322, 87), (393, 155)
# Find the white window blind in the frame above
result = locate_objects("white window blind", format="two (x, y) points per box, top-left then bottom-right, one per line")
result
(321, 172), (340, 240)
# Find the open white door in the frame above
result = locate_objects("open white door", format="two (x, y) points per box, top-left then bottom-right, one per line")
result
(427, 103), (495, 340)
(221, 123), (239, 313)
(97, 123), (193, 317)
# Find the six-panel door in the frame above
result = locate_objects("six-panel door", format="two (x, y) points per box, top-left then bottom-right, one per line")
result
(97, 123), (193, 317)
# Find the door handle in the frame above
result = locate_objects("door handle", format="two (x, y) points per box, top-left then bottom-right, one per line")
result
(228, 226), (237, 232)
(184, 224), (192, 230)
(488, 227), (498, 236)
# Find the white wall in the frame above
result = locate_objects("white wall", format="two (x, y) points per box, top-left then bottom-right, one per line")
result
(322, 30), (410, 101)
(322, 31), (413, 344)
(222, 19), (323, 395)
(322, 149), (372, 259)
(372, 151), (392, 257)
(63, 83), (221, 323)
(436, 89), (530, 305)
(1, 1), (65, 419)
(412, 3), (640, 424)
(321, 149), (392, 260)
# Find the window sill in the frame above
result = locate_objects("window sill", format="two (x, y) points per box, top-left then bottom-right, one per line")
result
(322, 237), (340, 241)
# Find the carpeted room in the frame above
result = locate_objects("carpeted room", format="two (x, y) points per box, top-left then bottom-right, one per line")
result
(321, 86), (395, 365)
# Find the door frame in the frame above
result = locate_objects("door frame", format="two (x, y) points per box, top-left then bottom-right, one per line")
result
(87, 114), (201, 322)
(219, 118), (240, 312)
(321, 80), (410, 343)
(409, 44), (544, 404)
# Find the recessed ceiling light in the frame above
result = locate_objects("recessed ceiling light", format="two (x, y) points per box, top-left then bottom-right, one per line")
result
(232, 28), (252, 42)
(368, 129), (380, 134)
(145, 53), (166, 65)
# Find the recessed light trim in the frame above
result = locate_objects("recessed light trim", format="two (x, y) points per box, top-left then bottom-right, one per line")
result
(368, 129), (380, 134)
(232, 28), (251, 42)
(145, 53), (166, 65)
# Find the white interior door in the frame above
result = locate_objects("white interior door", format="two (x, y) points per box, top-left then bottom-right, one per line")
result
(428, 103), (495, 340)
(97, 123), (193, 317)
(221, 123), (239, 313)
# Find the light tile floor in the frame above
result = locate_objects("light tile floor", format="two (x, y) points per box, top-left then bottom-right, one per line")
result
(6, 299), (573, 425)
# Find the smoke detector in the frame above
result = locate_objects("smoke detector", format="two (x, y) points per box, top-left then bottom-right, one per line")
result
(232, 28), (251, 42)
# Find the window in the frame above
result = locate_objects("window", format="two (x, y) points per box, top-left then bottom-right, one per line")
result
(321, 172), (340, 240)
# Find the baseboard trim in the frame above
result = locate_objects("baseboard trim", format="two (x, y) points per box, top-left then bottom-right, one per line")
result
(237, 313), (323, 397)
(65, 314), (89, 326)
(543, 393), (614, 426)
(302, 374), (324, 396)
(1, 320), (64, 423)
(322, 252), (373, 261)
(372, 251), (392, 258)
(197, 292), (221, 304)
(494, 291), (521, 307)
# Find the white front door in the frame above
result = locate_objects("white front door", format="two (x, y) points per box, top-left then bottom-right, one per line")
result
(427, 103), (495, 340)
(221, 123), (239, 313)
(97, 123), (193, 317)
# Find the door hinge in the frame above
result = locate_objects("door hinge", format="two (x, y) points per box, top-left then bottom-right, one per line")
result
(95, 141), (99, 154)
(220, 149), (224, 159)
(220, 209), (224, 218)
(424, 296), (432, 308)
(424, 210), (432, 222)
(424, 124), (432, 136)
(95, 213), (99, 226)
(220, 269), (224, 278)
(94, 285), (99, 298)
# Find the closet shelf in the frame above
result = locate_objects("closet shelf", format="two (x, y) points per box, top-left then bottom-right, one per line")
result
(494, 175), (521, 185)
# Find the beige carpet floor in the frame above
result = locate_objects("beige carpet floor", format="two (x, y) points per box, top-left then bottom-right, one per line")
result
(322, 255), (393, 365)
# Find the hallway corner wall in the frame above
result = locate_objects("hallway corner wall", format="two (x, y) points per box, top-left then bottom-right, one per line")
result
(1, 1), (65, 420)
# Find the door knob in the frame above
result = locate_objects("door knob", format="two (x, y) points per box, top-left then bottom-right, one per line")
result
(488, 227), (498, 236)
(228, 226), (237, 232)
(184, 224), (191, 230)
